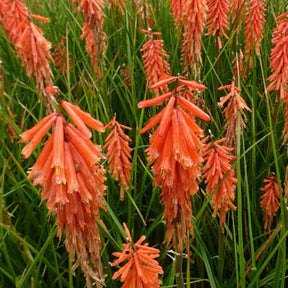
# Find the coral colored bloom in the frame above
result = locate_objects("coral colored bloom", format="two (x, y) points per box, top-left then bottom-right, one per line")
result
(218, 80), (250, 148)
(104, 116), (132, 200)
(76, 0), (107, 78)
(206, 0), (230, 49)
(138, 75), (210, 251)
(2, 0), (56, 112)
(181, 0), (207, 78)
(202, 137), (237, 228)
(141, 29), (171, 95)
(21, 103), (106, 287)
(266, 12), (288, 143)
(170, 0), (184, 28)
(244, 0), (266, 67)
(260, 175), (281, 231)
(111, 223), (163, 288)
(267, 12), (288, 99)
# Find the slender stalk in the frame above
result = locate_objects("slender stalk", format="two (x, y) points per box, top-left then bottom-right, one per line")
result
(242, 136), (256, 270)
(217, 231), (225, 286)
(175, 253), (185, 288)
(237, 111), (246, 287)
(174, 221), (185, 288)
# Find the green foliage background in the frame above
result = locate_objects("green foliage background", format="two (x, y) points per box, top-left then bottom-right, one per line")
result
(1, 0), (288, 287)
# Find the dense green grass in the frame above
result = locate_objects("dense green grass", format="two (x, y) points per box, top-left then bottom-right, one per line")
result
(1, 0), (288, 287)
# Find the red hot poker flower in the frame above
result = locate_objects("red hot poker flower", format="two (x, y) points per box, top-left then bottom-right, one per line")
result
(218, 80), (250, 149)
(206, 0), (230, 49)
(111, 223), (163, 288)
(181, 0), (207, 78)
(260, 175), (281, 232)
(3, 0), (55, 112)
(202, 137), (237, 228)
(244, 0), (266, 67)
(76, 0), (107, 78)
(141, 29), (171, 95)
(267, 12), (288, 99)
(104, 116), (132, 200)
(138, 75), (210, 251)
(21, 102), (106, 287)
(170, 0), (184, 28)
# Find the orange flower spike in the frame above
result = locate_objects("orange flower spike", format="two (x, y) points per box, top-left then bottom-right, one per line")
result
(141, 29), (171, 93)
(180, 0), (207, 76)
(170, 0), (184, 28)
(21, 114), (58, 159)
(20, 112), (57, 143)
(111, 223), (163, 288)
(177, 96), (211, 121)
(104, 118), (132, 200)
(267, 12), (288, 99)
(206, 0), (230, 49)
(260, 175), (281, 231)
(202, 137), (237, 228)
(244, 0), (266, 64)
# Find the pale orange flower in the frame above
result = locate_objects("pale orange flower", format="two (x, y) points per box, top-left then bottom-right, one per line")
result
(266, 12), (288, 144)
(244, 0), (266, 67)
(206, 0), (230, 49)
(138, 75), (210, 251)
(267, 12), (288, 99)
(181, 0), (207, 78)
(169, 0), (184, 28)
(21, 103), (106, 287)
(2, 0), (55, 112)
(76, 0), (107, 78)
(141, 29), (171, 95)
(111, 223), (163, 288)
(260, 175), (281, 232)
(218, 80), (250, 148)
(104, 116), (132, 200)
(202, 137), (237, 228)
